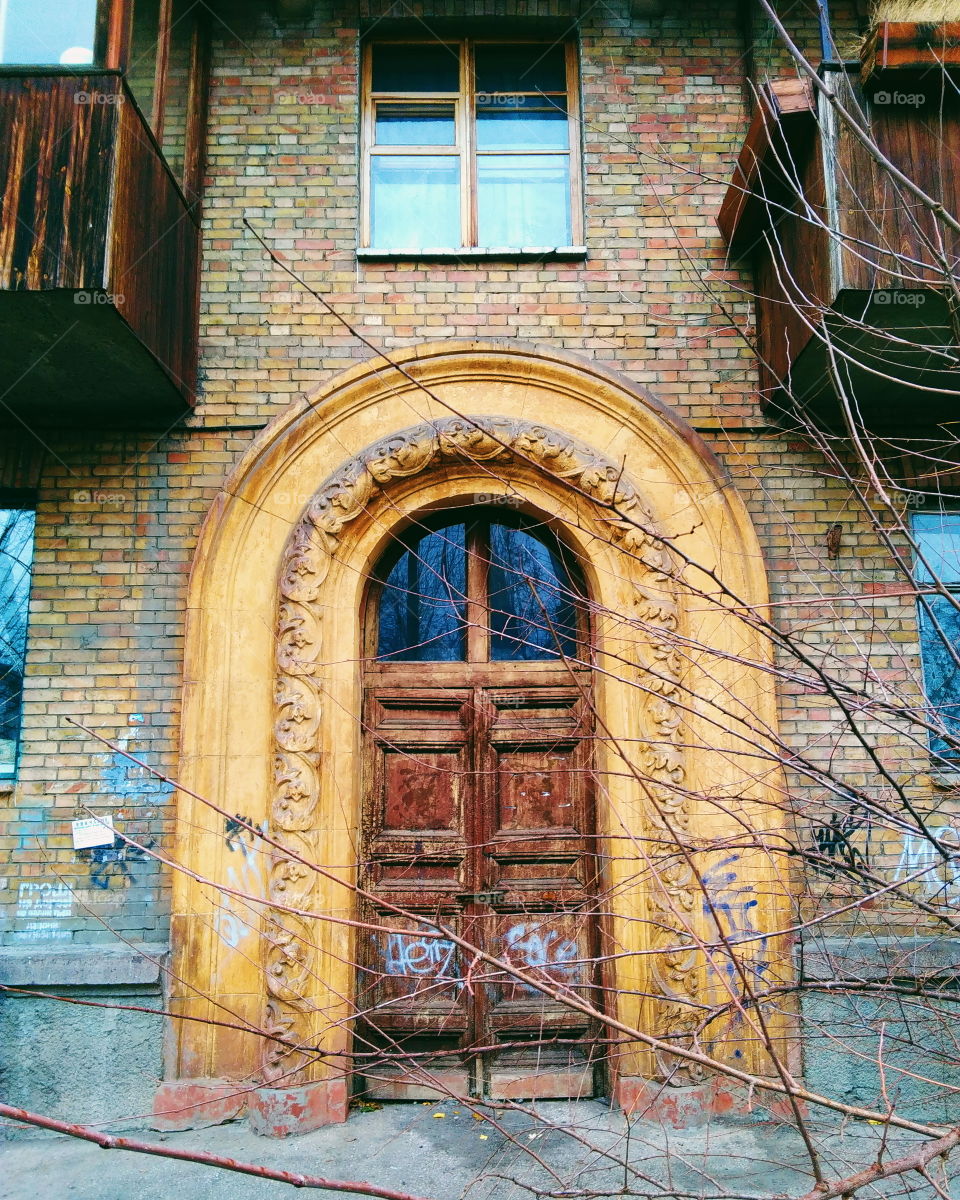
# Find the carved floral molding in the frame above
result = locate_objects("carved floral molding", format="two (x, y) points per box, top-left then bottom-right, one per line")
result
(266, 416), (698, 1086)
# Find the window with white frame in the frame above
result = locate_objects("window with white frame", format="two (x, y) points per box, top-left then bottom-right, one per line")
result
(0, 501), (34, 777)
(912, 511), (960, 762)
(361, 38), (581, 253)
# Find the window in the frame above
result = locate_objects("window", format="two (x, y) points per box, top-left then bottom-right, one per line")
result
(0, 500), (34, 777)
(361, 39), (582, 254)
(912, 511), (960, 762)
(0, 0), (97, 65)
(372, 510), (584, 662)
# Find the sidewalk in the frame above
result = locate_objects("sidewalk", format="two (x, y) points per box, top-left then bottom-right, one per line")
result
(0, 1100), (947, 1200)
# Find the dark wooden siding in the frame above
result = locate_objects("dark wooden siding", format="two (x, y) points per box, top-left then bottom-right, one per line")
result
(750, 95), (830, 400)
(0, 72), (118, 291)
(0, 70), (198, 409)
(828, 70), (960, 293)
(110, 84), (200, 401)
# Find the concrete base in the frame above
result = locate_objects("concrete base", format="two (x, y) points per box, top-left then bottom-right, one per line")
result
(0, 981), (164, 1139)
(615, 1075), (798, 1127)
(151, 1079), (247, 1131)
(247, 1079), (349, 1137)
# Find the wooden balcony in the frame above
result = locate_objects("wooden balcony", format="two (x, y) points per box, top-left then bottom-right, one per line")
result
(719, 68), (960, 431)
(0, 70), (200, 426)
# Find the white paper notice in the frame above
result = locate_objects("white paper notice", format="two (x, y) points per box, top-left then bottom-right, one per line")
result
(71, 815), (115, 850)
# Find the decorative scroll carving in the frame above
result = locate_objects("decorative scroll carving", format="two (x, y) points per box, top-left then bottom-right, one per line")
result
(266, 416), (698, 1086)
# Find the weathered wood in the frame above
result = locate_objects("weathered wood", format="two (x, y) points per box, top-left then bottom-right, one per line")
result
(358, 677), (601, 1101)
(0, 70), (199, 417)
(111, 82), (200, 401)
(861, 20), (960, 77)
(717, 78), (816, 251)
(722, 65), (960, 424)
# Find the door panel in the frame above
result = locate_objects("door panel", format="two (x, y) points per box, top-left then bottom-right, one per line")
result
(480, 688), (599, 1097)
(358, 681), (600, 1100)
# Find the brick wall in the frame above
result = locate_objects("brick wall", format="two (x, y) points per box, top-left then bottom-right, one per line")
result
(1, 0), (950, 949)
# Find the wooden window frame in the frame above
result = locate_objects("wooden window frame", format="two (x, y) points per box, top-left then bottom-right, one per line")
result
(363, 509), (589, 666)
(360, 37), (584, 255)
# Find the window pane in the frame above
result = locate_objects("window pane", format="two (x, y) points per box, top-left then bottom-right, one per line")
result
(488, 523), (578, 662)
(376, 103), (456, 147)
(371, 155), (461, 249)
(0, 508), (34, 775)
(476, 106), (568, 151)
(378, 525), (467, 661)
(919, 595), (960, 759)
(912, 512), (960, 585)
(477, 155), (570, 246)
(372, 43), (460, 92)
(0, 0), (96, 64)
(474, 43), (566, 96)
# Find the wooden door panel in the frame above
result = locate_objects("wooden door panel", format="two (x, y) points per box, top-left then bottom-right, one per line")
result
(495, 746), (578, 829)
(488, 913), (593, 1010)
(379, 747), (463, 833)
(358, 681), (600, 1101)
(364, 916), (467, 1021)
(359, 689), (474, 1098)
(474, 687), (601, 1098)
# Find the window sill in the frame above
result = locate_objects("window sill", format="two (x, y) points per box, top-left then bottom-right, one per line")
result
(357, 246), (588, 262)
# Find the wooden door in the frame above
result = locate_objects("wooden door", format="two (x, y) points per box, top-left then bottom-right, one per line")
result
(355, 511), (602, 1100)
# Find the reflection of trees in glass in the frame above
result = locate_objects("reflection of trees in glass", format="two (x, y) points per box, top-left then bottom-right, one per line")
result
(919, 596), (960, 759)
(0, 508), (35, 769)
(376, 516), (580, 662)
(488, 525), (578, 661)
(378, 524), (468, 661)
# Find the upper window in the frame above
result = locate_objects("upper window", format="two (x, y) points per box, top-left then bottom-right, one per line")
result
(361, 39), (581, 253)
(0, 0), (97, 65)
(372, 510), (584, 663)
(0, 501), (35, 778)
(912, 512), (960, 762)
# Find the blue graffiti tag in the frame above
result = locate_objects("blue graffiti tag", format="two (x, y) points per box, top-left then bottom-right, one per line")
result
(701, 856), (768, 981)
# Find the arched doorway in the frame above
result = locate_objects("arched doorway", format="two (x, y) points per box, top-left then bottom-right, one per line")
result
(157, 343), (792, 1136)
(357, 509), (602, 1100)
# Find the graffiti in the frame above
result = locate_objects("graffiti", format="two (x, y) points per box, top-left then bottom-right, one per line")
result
(86, 839), (152, 889)
(225, 813), (265, 855)
(501, 922), (581, 994)
(894, 826), (960, 900)
(382, 931), (459, 980)
(701, 856), (769, 982)
(17, 881), (72, 919)
(215, 850), (268, 952)
(811, 812), (866, 874)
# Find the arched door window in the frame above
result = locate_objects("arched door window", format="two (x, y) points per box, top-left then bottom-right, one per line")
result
(373, 511), (584, 663)
(359, 508), (601, 1103)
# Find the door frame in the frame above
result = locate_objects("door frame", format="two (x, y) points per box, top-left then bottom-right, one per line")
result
(160, 343), (794, 1134)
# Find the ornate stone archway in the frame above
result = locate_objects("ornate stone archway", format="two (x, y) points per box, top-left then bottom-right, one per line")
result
(154, 343), (791, 1135)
